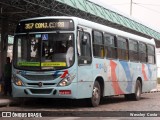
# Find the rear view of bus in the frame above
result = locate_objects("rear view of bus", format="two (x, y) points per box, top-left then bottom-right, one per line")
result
(12, 17), (77, 99)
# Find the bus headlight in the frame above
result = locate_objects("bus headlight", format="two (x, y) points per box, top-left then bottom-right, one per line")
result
(58, 74), (75, 87)
(13, 76), (24, 86)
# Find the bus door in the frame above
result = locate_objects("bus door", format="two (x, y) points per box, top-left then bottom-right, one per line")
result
(76, 26), (93, 98)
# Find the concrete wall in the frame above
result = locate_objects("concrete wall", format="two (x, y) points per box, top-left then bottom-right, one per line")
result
(157, 48), (160, 85)
(157, 48), (160, 78)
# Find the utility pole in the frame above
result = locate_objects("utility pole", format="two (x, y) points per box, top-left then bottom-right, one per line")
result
(130, 0), (133, 16)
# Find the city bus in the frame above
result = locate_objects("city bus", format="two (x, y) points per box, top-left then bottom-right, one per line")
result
(12, 16), (157, 107)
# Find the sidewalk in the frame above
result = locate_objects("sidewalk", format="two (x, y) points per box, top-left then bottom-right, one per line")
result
(0, 93), (16, 107)
(0, 84), (160, 107)
(150, 84), (160, 92)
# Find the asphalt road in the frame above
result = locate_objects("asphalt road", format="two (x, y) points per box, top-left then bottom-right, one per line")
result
(0, 92), (160, 119)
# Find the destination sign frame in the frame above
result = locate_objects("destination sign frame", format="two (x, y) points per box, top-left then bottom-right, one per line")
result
(16, 19), (74, 33)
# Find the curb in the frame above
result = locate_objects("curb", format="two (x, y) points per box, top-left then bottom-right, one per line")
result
(0, 99), (14, 107)
(149, 89), (160, 93)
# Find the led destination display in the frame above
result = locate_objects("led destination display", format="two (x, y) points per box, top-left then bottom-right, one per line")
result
(16, 19), (74, 33)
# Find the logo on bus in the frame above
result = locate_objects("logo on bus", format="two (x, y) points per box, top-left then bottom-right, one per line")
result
(38, 82), (43, 87)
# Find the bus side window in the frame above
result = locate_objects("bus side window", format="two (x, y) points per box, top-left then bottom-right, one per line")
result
(139, 42), (147, 63)
(117, 37), (128, 61)
(129, 39), (138, 62)
(92, 30), (104, 58)
(147, 44), (155, 64)
(104, 33), (117, 59)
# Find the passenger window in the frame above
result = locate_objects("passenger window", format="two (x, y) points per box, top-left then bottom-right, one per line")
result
(104, 33), (117, 59)
(139, 42), (147, 63)
(147, 44), (155, 64)
(117, 37), (128, 60)
(93, 31), (104, 58)
(129, 40), (138, 62)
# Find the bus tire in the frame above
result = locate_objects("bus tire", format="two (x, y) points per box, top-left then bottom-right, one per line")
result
(125, 80), (142, 101)
(133, 80), (142, 100)
(88, 81), (101, 107)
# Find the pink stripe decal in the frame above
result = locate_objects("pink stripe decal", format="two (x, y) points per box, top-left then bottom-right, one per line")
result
(110, 60), (124, 95)
(142, 64), (148, 81)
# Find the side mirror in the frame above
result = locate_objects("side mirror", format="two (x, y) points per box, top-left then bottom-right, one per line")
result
(82, 35), (87, 45)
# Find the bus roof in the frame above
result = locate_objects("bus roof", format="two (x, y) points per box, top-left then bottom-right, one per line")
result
(76, 17), (155, 46)
(20, 16), (155, 46)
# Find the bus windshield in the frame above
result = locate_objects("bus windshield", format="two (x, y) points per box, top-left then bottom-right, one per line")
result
(13, 33), (74, 70)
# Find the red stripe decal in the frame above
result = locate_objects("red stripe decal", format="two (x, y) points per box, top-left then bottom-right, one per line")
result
(110, 60), (124, 95)
(60, 70), (68, 78)
(142, 64), (148, 81)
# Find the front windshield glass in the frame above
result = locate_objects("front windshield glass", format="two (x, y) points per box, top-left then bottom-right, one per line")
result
(13, 33), (74, 70)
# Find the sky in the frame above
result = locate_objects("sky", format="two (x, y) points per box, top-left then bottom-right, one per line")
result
(89, 0), (160, 32)
(89, 0), (160, 74)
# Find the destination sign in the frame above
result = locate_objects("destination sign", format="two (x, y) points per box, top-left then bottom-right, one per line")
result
(16, 19), (74, 33)
(25, 22), (65, 30)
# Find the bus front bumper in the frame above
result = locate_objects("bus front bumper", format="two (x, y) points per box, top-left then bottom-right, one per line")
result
(12, 83), (77, 99)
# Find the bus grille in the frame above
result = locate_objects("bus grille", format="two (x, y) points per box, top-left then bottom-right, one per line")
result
(27, 83), (56, 86)
(22, 74), (60, 81)
(30, 89), (52, 94)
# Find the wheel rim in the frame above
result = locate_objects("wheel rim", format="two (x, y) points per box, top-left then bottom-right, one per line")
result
(93, 87), (100, 102)
(137, 87), (140, 97)
(136, 84), (141, 97)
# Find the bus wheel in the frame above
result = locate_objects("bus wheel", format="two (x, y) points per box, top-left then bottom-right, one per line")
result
(134, 80), (142, 100)
(125, 80), (142, 101)
(88, 81), (101, 107)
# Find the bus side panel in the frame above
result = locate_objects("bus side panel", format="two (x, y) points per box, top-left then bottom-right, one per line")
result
(118, 60), (133, 94)
(110, 60), (135, 95)
(118, 61), (157, 94)
(92, 58), (126, 97)
(79, 59), (157, 98)
(108, 60), (124, 95)
(103, 59), (115, 96)
(107, 60), (139, 95)
(102, 59), (126, 96)
(130, 62), (141, 92)
(94, 59), (133, 96)
(141, 63), (157, 92)
(76, 65), (93, 99)
(93, 59), (115, 97)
